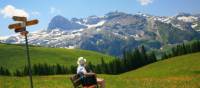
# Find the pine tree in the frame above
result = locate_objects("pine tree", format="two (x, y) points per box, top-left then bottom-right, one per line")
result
(14, 69), (23, 76)
(0, 66), (11, 76)
(197, 41), (200, 51)
(114, 59), (122, 74)
(0, 67), (3, 75)
(148, 51), (157, 63)
(63, 66), (69, 74)
(70, 65), (77, 74)
(161, 53), (168, 60)
(5, 69), (11, 76)
(100, 57), (106, 74)
(112, 61), (118, 74)
(140, 45), (148, 65)
(87, 62), (95, 72)
(56, 64), (62, 74)
(134, 48), (142, 67)
(182, 43), (187, 54)
(23, 65), (29, 76)
(95, 64), (102, 74)
(126, 50), (133, 70)
(104, 63), (110, 74)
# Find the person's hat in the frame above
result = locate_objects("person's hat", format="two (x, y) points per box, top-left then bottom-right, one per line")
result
(77, 57), (86, 65)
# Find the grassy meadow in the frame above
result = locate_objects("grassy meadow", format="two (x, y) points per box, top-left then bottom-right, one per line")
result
(0, 43), (114, 71)
(0, 52), (200, 88)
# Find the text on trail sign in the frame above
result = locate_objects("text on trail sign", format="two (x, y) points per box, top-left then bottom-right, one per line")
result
(8, 16), (38, 33)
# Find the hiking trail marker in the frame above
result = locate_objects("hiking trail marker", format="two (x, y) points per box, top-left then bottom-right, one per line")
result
(8, 16), (39, 88)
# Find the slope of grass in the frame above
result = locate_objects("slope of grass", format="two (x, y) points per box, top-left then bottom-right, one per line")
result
(117, 52), (200, 88)
(0, 43), (114, 71)
(1, 52), (200, 88)
(121, 52), (200, 77)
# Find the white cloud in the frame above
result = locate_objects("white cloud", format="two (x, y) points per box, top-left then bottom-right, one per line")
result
(0, 5), (29, 18)
(138, 0), (153, 6)
(50, 7), (61, 14)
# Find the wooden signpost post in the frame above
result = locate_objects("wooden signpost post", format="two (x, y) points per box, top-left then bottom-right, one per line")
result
(8, 16), (39, 88)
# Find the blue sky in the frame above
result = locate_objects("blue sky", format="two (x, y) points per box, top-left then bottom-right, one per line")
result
(0, 0), (200, 36)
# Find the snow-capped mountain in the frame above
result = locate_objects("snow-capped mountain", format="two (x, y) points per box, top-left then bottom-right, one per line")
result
(1, 11), (200, 56)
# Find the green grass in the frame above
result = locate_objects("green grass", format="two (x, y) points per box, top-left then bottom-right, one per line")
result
(121, 52), (200, 77)
(1, 52), (200, 88)
(0, 43), (114, 71)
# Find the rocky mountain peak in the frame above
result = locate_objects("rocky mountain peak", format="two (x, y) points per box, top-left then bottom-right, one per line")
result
(47, 15), (86, 32)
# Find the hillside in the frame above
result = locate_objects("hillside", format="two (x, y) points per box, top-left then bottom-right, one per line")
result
(121, 52), (200, 77)
(103, 52), (200, 88)
(0, 43), (114, 71)
(0, 52), (200, 88)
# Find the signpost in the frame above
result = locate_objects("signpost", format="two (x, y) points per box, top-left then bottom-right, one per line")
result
(8, 16), (38, 88)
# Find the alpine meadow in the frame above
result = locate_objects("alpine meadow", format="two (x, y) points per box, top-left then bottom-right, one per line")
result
(0, 0), (200, 88)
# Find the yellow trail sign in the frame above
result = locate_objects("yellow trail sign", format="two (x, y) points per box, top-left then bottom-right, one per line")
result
(12, 16), (27, 21)
(8, 16), (39, 33)
(8, 23), (23, 29)
(8, 20), (39, 29)
(26, 19), (39, 26)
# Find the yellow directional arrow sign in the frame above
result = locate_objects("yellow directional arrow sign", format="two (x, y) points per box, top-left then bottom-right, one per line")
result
(12, 16), (27, 21)
(8, 16), (39, 33)
(8, 23), (23, 29)
(26, 19), (39, 26)
(8, 20), (39, 29)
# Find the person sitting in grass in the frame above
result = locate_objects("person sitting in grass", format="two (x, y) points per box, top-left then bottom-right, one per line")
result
(77, 57), (105, 88)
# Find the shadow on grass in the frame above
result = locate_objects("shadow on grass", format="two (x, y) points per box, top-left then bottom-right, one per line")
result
(192, 71), (200, 74)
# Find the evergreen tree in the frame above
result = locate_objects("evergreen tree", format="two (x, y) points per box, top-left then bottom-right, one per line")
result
(70, 65), (77, 74)
(14, 69), (23, 76)
(5, 69), (11, 76)
(23, 65), (29, 76)
(87, 62), (95, 72)
(0, 66), (11, 76)
(56, 64), (62, 74)
(148, 51), (157, 63)
(161, 52), (168, 60)
(182, 44), (187, 54)
(133, 48), (142, 67)
(0, 67), (3, 75)
(114, 59), (122, 74)
(95, 64), (102, 74)
(140, 45), (148, 65)
(126, 50), (133, 70)
(100, 57), (106, 74)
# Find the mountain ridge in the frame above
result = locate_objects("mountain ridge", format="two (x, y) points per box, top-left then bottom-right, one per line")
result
(47, 15), (87, 31)
(1, 11), (200, 56)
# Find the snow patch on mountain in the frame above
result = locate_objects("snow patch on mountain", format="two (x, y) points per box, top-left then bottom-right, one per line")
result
(136, 12), (150, 18)
(86, 20), (106, 28)
(192, 23), (198, 28)
(153, 16), (172, 24)
(177, 16), (198, 22)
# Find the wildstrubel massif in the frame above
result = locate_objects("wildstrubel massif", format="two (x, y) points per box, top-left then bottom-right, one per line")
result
(1, 11), (200, 56)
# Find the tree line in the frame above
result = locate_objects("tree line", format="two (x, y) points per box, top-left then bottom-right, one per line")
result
(0, 66), (11, 76)
(86, 45), (157, 74)
(0, 45), (157, 76)
(0, 40), (200, 76)
(161, 40), (200, 59)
